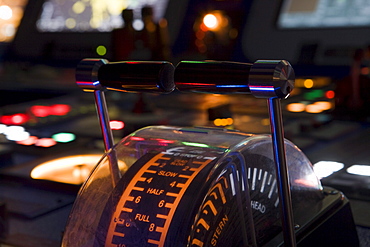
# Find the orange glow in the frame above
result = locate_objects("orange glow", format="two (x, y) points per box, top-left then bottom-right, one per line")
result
(201, 11), (225, 31)
(303, 79), (314, 88)
(286, 103), (306, 112)
(16, 136), (38, 145)
(30, 154), (127, 185)
(214, 118), (233, 126)
(35, 138), (57, 147)
(203, 14), (218, 29)
(361, 67), (369, 75)
(314, 101), (332, 111)
(305, 101), (332, 113)
(305, 104), (323, 113)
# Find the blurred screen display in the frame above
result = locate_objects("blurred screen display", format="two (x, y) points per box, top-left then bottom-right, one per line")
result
(36, 0), (169, 32)
(277, 0), (370, 29)
(0, 0), (28, 42)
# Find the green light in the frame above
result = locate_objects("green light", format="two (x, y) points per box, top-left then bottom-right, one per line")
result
(96, 45), (107, 56)
(182, 142), (209, 148)
(304, 89), (324, 100)
(52, 133), (76, 143)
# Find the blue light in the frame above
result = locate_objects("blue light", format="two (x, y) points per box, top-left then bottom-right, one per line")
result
(216, 85), (248, 88)
(249, 86), (275, 91)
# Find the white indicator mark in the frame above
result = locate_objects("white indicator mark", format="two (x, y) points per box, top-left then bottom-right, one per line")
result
(252, 168), (257, 190)
(274, 198), (279, 207)
(268, 179), (277, 199)
(267, 174), (272, 185)
(260, 171), (268, 193)
(229, 173), (236, 196)
(248, 167), (251, 179)
(239, 170), (245, 191)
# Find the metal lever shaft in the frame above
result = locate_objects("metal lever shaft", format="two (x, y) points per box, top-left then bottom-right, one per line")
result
(175, 59), (296, 247)
(76, 58), (175, 187)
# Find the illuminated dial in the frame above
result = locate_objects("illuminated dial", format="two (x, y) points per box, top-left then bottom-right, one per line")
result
(94, 148), (297, 246)
(61, 126), (323, 247)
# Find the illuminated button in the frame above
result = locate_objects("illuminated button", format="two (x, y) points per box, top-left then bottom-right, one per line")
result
(4, 126), (30, 141)
(0, 124), (7, 133)
(1, 113), (29, 125)
(50, 104), (71, 116)
(11, 113), (29, 125)
(52, 133), (76, 143)
(35, 138), (57, 147)
(306, 101), (332, 113)
(96, 45), (107, 56)
(16, 136), (38, 146)
(286, 103), (305, 112)
(30, 105), (50, 117)
(214, 118), (233, 126)
(325, 90), (335, 99)
(314, 101), (332, 111)
(305, 104), (323, 113)
(110, 120), (124, 130)
(303, 79), (314, 88)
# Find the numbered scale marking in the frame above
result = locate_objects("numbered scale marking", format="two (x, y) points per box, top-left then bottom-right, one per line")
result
(95, 145), (294, 247)
(101, 147), (222, 247)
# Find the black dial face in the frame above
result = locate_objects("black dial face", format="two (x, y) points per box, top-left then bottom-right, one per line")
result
(188, 152), (281, 247)
(94, 146), (285, 247)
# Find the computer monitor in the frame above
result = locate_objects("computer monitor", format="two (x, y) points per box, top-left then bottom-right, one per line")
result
(10, 0), (187, 65)
(277, 0), (370, 29)
(242, 0), (370, 68)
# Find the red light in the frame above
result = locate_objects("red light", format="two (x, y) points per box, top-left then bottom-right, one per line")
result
(11, 113), (29, 125)
(35, 138), (57, 147)
(325, 90), (335, 99)
(110, 120), (124, 130)
(49, 104), (71, 116)
(157, 139), (175, 144)
(1, 113), (29, 125)
(17, 136), (38, 146)
(30, 105), (50, 117)
(0, 115), (12, 125)
(130, 136), (145, 141)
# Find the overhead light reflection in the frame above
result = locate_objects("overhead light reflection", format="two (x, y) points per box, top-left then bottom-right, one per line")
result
(313, 161), (344, 179)
(30, 154), (123, 185)
(347, 165), (370, 176)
